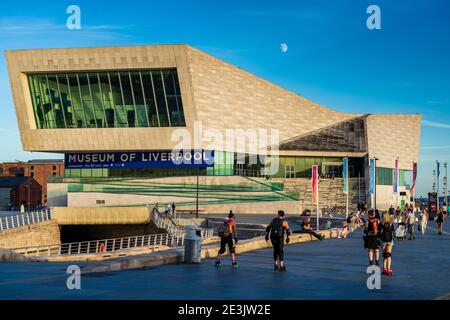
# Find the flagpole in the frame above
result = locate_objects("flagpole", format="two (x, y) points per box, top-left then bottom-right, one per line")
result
(437, 161), (440, 209)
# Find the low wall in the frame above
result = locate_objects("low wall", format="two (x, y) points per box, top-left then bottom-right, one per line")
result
(0, 220), (61, 249)
(52, 206), (151, 225)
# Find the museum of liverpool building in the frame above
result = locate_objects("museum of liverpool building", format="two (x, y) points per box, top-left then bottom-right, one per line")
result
(5, 45), (421, 213)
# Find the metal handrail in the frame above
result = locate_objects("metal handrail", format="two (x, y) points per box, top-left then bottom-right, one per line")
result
(14, 232), (184, 257)
(152, 207), (215, 238)
(0, 209), (52, 231)
(14, 228), (215, 257)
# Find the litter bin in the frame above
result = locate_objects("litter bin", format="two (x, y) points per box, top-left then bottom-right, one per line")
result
(184, 225), (202, 263)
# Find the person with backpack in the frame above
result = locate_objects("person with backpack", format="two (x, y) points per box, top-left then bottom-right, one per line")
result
(215, 211), (239, 268)
(364, 209), (381, 266)
(265, 210), (291, 272)
(381, 212), (395, 276)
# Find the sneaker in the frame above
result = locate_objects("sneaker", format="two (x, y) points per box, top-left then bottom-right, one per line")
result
(215, 261), (221, 268)
(274, 264), (279, 271)
(369, 261), (374, 266)
(383, 268), (388, 275)
(375, 260), (380, 266)
(388, 269), (393, 276)
(280, 265), (287, 272)
(232, 262), (238, 268)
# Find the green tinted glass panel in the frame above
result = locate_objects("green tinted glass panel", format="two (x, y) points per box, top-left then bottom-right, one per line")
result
(27, 69), (185, 129)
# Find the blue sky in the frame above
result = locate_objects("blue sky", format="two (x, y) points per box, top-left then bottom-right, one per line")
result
(0, 0), (449, 197)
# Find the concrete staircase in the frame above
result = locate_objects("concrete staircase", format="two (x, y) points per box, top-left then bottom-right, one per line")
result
(275, 178), (366, 212)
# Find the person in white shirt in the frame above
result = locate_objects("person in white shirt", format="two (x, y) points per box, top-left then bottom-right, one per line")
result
(406, 208), (416, 240)
(420, 209), (428, 236)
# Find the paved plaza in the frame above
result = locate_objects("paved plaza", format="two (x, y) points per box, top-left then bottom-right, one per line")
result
(0, 221), (448, 300)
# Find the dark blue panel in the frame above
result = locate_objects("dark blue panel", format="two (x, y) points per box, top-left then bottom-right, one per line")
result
(64, 150), (215, 169)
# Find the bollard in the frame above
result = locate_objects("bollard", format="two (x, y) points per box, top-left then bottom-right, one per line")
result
(184, 225), (202, 263)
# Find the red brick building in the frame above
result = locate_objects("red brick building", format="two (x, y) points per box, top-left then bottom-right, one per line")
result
(0, 176), (41, 211)
(0, 159), (64, 208)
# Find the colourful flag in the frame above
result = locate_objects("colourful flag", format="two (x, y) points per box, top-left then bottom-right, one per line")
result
(410, 162), (417, 196)
(369, 158), (375, 194)
(393, 159), (399, 193)
(311, 165), (319, 204)
(343, 157), (348, 194)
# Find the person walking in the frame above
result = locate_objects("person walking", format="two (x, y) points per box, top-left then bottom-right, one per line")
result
(381, 212), (395, 276)
(171, 202), (176, 218)
(265, 210), (291, 272)
(407, 208), (416, 240)
(436, 208), (445, 236)
(364, 209), (381, 266)
(420, 208), (428, 236)
(215, 211), (239, 268)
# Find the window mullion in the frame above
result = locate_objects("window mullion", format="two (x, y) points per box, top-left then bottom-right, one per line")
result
(139, 71), (150, 127)
(117, 72), (130, 128)
(149, 71), (161, 127)
(160, 70), (171, 127)
(76, 73), (88, 128)
(97, 72), (109, 128)
(55, 74), (68, 128)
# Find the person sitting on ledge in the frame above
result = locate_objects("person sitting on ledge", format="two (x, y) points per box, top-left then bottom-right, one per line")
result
(294, 217), (325, 240)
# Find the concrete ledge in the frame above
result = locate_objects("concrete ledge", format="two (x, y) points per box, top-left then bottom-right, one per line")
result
(202, 228), (339, 258)
(0, 248), (30, 262)
(82, 249), (184, 274)
(80, 228), (343, 273)
(28, 245), (172, 262)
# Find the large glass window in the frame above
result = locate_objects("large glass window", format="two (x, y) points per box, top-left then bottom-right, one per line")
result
(27, 69), (186, 129)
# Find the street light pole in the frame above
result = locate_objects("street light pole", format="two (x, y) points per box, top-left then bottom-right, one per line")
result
(444, 161), (448, 206)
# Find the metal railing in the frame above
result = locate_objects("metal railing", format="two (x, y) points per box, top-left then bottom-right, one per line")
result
(153, 208), (215, 237)
(0, 209), (52, 231)
(15, 228), (215, 257)
(14, 232), (183, 257)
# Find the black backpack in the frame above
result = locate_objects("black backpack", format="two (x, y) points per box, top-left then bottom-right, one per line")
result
(270, 218), (284, 238)
(381, 224), (393, 242)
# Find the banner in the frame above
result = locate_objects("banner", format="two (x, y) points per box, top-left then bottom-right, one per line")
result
(64, 150), (215, 169)
(410, 162), (417, 196)
(343, 157), (348, 194)
(393, 159), (399, 193)
(311, 165), (319, 204)
(369, 158), (375, 194)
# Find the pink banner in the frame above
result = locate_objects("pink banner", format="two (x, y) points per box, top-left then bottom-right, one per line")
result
(311, 165), (318, 204)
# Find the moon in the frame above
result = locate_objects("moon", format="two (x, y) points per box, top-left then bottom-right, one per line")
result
(280, 43), (288, 53)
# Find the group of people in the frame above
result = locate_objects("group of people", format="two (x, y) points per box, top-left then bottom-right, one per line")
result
(214, 202), (448, 275)
(361, 203), (447, 277)
(155, 202), (177, 217)
(215, 209), (323, 272)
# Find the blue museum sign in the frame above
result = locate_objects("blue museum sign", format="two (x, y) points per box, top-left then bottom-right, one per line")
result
(64, 150), (215, 169)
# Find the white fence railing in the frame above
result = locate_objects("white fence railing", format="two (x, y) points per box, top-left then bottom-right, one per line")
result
(15, 229), (215, 257)
(0, 209), (52, 231)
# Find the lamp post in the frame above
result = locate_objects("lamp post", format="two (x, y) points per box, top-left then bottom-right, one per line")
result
(444, 161), (448, 206)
